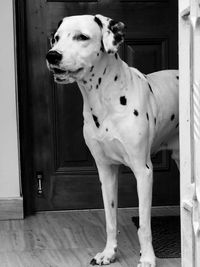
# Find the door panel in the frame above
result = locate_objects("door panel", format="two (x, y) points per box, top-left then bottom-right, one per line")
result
(124, 38), (168, 74)
(21, 0), (178, 211)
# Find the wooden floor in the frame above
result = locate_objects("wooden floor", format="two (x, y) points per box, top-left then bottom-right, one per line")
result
(0, 209), (181, 267)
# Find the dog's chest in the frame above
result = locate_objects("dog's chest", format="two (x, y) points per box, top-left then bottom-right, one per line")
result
(84, 116), (129, 165)
(98, 129), (127, 164)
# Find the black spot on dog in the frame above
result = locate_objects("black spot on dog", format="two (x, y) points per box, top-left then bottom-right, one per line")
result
(154, 117), (156, 125)
(113, 33), (124, 46)
(115, 53), (118, 60)
(83, 80), (87, 84)
(111, 201), (114, 208)
(98, 77), (102, 85)
(96, 84), (99, 89)
(94, 16), (103, 28)
(90, 107), (93, 111)
(146, 164), (150, 169)
(176, 123), (179, 128)
(171, 114), (175, 121)
(106, 128), (108, 132)
(176, 75), (179, 80)
(57, 19), (63, 28)
(146, 113), (149, 121)
(120, 96), (127, 105)
(134, 109), (139, 116)
(92, 73), (95, 77)
(90, 258), (97, 265)
(92, 115), (100, 128)
(90, 66), (94, 72)
(90, 78), (92, 82)
(114, 75), (118, 81)
(148, 83), (153, 93)
(100, 40), (105, 52)
(97, 53), (99, 57)
(103, 67), (107, 75)
(108, 19), (118, 30)
(113, 26), (122, 36)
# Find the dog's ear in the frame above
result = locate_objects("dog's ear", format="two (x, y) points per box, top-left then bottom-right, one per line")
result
(94, 14), (126, 54)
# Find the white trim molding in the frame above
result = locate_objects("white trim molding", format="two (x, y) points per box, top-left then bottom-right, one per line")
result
(0, 0), (22, 208)
(0, 197), (24, 220)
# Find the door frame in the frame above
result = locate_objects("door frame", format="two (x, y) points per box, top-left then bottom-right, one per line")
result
(179, 0), (200, 266)
(15, 0), (33, 215)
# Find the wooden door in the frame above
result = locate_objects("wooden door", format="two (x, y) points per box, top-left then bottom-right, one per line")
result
(179, 0), (200, 266)
(17, 0), (179, 212)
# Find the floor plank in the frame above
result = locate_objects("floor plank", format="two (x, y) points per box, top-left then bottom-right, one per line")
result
(0, 209), (181, 267)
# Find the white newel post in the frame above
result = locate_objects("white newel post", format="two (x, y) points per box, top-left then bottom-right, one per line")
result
(179, 0), (200, 266)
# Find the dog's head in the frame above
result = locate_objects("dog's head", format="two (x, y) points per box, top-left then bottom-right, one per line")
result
(46, 14), (125, 84)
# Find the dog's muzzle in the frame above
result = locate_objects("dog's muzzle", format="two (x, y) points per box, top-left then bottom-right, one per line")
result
(46, 50), (85, 83)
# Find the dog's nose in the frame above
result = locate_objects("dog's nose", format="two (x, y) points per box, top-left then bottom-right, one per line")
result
(46, 50), (62, 65)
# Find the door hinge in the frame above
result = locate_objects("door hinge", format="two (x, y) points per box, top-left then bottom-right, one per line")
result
(36, 172), (44, 196)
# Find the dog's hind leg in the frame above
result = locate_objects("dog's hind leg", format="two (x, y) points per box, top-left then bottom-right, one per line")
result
(90, 164), (119, 266)
(131, 158), (156, 267)
(168, 134), (180, 170)
(171, 148), (179, 170)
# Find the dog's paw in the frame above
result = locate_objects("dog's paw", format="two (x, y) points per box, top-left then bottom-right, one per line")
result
(137, 262), (156, 267)
(90, 248), (117, 265)
(137, 250), (156, 267)
(137, 254), (156, 267)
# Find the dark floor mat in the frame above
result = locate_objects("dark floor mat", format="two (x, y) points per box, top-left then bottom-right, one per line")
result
(132, 216), (181, 258)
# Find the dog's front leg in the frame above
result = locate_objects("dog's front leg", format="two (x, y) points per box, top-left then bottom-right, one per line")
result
(90, 163), (119, 266)
(133, 160), (156, 267)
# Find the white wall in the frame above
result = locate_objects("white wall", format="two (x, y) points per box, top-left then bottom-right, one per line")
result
(0, 0), (21, 197)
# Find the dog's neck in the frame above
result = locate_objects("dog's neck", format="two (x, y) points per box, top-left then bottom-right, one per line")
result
(78, 52), (122, 90)
(77, 52), (132, 120)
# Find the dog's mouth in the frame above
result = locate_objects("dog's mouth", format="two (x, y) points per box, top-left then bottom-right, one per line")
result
(51, 67), (84, 76)
(52, 67), (67, 75)
(50, 67), (84, 84)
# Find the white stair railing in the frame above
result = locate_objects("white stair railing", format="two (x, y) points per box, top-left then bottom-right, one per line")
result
(180, 1), (200, 266)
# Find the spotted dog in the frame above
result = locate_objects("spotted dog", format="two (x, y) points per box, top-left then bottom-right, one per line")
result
(46, 14), (179, 267)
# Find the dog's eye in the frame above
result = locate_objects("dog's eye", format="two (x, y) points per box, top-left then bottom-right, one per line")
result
(50, 37), (56, 47)
(50, 34), (59, 46)
(74, 34), (90, 41)
(55, 35), (59, 42)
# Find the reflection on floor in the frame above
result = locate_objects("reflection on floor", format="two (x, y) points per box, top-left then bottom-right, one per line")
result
(0, 208), (181, 267)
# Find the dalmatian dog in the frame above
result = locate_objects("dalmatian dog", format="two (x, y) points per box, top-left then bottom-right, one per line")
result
(46, 14), (179, 267)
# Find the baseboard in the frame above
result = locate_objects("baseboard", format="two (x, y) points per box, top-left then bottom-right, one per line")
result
(37, 205), (180, 217)
(0, 197), (24, 220)
(129, 205), (180, 217)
